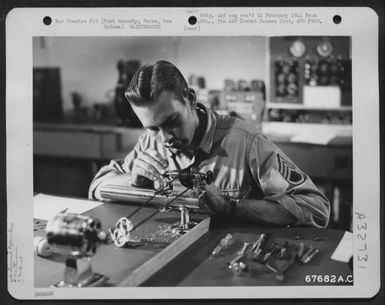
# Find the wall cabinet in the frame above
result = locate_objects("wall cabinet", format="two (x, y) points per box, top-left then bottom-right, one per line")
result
(33, 124), (143, 198)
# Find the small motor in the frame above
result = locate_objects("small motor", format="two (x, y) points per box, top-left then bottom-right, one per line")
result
(43, 213), (110, 287)
(46, 213), (108, 258)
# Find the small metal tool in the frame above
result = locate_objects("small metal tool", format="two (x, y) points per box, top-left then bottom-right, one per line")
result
(251, 235), (263, 252)
(302, 248), (320, 264)
(227, 253), (245, 268)
(253, 248), (262, 260)
(278, 241), (288, 259)
(228, 242), (250, 270)
(230, 261), (247, 275)
(251, 233), (268, 260)
(297, 242), (305, 259)
(237, 242), (250, 255)
(211, 233), (233, 256)
(301, 246), (314, 262)
(262, 242), (280, 262)
(251, 233), (267, 252)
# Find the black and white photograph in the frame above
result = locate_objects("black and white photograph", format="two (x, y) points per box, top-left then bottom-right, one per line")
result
(6, 7), (380, 300)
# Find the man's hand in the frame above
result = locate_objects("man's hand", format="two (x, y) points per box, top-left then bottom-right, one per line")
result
(201, 183), (296, 225)
(131, 148), (169, 189)
(201, 183), (231, 214)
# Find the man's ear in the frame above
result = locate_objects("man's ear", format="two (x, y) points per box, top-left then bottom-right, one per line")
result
(186, 88), (197, 108)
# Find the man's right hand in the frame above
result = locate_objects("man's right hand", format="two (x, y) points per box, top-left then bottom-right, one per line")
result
(131, 148), (169, 189)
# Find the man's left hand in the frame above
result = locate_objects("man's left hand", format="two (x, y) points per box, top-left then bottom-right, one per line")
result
(201, 183), (231, 214)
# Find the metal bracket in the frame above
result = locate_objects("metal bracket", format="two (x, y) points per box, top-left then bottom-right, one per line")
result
(170, 206), (197, 235)
(53, 257), (107, 287)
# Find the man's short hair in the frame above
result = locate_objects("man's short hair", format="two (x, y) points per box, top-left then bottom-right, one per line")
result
(125, 60), (188, 106)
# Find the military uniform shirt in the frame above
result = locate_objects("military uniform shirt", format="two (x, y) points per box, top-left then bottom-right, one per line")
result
(89, 104), (330, 228)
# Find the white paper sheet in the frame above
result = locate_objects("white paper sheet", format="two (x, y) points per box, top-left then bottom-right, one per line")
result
(330, 231), (353, 263)
(290, 130), (337, 145)
(33, 193), (103, 220)
(303, 85), (341, 108)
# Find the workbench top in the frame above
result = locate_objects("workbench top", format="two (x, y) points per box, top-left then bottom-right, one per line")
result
(145, 219), (352, 286)
(34, 196), (352, 288)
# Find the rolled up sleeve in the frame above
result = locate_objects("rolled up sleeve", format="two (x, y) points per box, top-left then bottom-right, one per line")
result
(248, 134), (330, 227)
(88, 134), (144, 200)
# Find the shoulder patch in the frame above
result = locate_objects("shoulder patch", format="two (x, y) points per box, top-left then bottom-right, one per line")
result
(277, 154), (306, 185)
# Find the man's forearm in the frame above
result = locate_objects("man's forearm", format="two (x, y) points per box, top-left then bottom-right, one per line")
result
(233, 199), (297, 226)
(90, 173), (132, 200)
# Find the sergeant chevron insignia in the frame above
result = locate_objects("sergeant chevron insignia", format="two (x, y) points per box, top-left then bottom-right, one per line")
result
(277, 154), (306, 185)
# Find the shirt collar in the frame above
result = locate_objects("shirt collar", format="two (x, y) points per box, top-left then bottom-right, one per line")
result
(197, 103), (216, 154)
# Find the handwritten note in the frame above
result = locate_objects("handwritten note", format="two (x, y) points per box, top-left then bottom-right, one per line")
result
(8, 222), (23, 283)
(33, 194), (103, 220)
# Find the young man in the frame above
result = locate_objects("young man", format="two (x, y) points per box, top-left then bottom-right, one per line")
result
(89, 60), (330, 227)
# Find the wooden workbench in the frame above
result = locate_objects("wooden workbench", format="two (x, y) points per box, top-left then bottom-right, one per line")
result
(145, 218), (352, 286)
(34, 199), (209, 288)
(34, 197), (352, 287)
